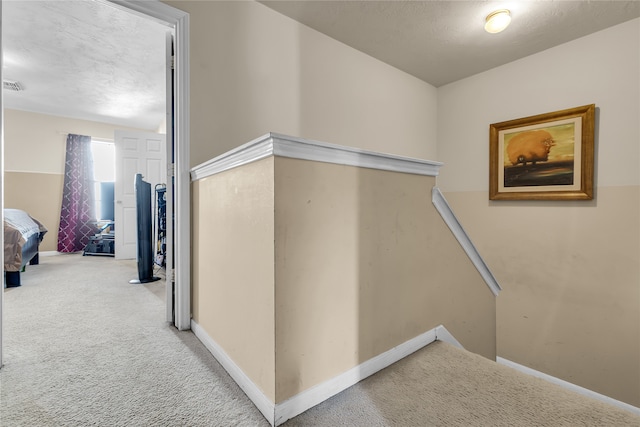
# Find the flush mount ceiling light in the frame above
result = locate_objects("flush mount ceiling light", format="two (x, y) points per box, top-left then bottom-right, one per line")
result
(484, 9), (511, 34)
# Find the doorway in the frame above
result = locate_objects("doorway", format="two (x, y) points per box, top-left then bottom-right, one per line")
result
(0, 0), (191, 365)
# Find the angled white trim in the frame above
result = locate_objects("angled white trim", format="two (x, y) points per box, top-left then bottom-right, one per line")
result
(191, 134), (275, 181)
(190, 133), (443, 181)
(191, 320), (276, 425)
(497, 357), (640, 416)
(432, 187), (501, 296)
(435, 325), (464, 349)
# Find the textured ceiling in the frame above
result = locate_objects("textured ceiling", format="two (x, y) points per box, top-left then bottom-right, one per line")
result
(2, 1), (640, 130)
(261, 0), (640, 87)
(2, 0), (168, 131)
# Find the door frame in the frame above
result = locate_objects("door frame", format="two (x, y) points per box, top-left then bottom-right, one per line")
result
(1, 2), (5, 365)
(0, 0), (191, 365)
(105, 0), (191, 332)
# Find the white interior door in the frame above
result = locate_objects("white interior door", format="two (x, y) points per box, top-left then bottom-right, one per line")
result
(114, 130), (166, 260)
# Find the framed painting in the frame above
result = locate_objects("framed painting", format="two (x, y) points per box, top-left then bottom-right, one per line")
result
(489, 104), (595, 200)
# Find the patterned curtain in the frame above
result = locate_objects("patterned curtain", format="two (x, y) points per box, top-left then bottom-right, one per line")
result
(57, 134), (97, 252)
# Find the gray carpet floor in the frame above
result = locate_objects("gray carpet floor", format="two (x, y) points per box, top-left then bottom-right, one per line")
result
(1, 254), (268, 426)
(1, 254), (639, 426)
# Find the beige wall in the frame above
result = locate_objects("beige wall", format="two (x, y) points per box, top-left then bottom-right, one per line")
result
(4, 172), (63, 252)
(437, 19), (640, 406)
(4, 109), (153, 251)
(273, 158), (495, 402)
(163, 0), (438, 167)
(4, 109), (149, 175)
(191, 158), (276, 401)
(444, 187), (639, 405)
(192, 155), (496, 404)
(172, 0), (638, 408)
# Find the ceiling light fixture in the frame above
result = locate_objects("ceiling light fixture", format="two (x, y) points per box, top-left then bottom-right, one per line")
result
(484, 9), (511, 34)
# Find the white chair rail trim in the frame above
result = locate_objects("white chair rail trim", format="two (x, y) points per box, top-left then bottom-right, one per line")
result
(190, 133), (443, 181)
(432, 187), (502, 296)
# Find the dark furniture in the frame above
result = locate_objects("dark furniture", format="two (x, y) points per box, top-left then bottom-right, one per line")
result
(4, 209), (47, 287)
(83, 221), (115, 256)
(83, 181), (115, 257)
(130, 174), (160, 284)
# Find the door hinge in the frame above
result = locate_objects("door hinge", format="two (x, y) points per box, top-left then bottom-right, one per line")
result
(169, 268), (175, 283)
(168, 163), (175, 177)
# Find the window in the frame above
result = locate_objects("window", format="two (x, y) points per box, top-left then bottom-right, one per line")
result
(91, 139), (115, 221)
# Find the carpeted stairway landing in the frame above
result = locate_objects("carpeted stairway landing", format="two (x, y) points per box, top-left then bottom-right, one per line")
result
(1, 254), (639, 426)
(285, 340), (640, 426)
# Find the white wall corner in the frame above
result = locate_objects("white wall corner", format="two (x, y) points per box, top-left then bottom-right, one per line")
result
(431, 187), (502, 296)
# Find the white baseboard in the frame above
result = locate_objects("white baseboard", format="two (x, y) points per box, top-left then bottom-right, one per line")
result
(39, 251), (61, 257)
(497, 357), (640, 416)
(190, 320), (276, 425)
(191, 321), (456, 426)
(435, 325), (463, 348)
(275, 326), (444, 425)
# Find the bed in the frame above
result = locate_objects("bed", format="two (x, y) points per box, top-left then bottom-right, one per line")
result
(4, 209), (47, 288)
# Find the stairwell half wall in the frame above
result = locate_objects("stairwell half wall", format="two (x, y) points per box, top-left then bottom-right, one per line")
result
(190, 134), (497, 425)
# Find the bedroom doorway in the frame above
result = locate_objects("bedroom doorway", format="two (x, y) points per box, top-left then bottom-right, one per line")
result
(0, 0), (191, 366)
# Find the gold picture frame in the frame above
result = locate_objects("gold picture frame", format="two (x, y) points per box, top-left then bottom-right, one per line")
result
(489, 104), (595, 201)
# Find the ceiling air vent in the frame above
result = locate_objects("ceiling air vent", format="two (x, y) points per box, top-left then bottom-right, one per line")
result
(3, 80), (24, 91)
